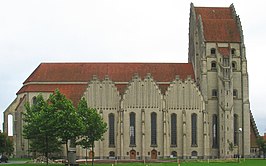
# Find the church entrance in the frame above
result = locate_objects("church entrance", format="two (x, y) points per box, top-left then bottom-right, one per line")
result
(151, 150), (157, 159)
(130, 150), (136, 159)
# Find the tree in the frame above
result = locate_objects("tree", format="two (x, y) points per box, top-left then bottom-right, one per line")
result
(23, 94), (61, 165)
(49, 89), (82, 163)
(77, 98), (107, 166)
(257, 137), (266, 159)
(0, 132), (14, 156)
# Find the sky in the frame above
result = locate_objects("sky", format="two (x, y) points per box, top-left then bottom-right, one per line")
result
(0, 0), (265, 134)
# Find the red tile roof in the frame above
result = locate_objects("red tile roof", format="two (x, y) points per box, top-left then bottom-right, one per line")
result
(218, 47), (230, 57)
(19, 63), (195, 105)
(195, 7), (241, 42)
(18, 84), (88, 106)
(195, 7), (233, 20)
(202, 19), (240, 42)
(24, 63), (194, 83)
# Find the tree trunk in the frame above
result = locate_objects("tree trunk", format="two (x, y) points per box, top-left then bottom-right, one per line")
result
(65, 140), (69, 165)
(86, 148), (88, 166)
(92, 142), (94, 166)
(45, 135), (48, 165)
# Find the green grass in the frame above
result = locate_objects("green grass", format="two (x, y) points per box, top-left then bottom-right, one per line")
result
(4, 159), (266, 166)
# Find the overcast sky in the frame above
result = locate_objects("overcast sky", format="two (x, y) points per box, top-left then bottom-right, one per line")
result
(0, 0), (265, 134)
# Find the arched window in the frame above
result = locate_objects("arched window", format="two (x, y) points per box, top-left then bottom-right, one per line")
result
(232, 61), (237, 71)
(212, 114), (218, 148)
(211, 48), (216, 55)
(109, 113), (115, 147)
(191, 151), (198, 157)
(129, 112), (136, 146)
(191, 113), (197, 146)
(231, 48), (236, 55)
(151, 112), (157, 146)
(171, 113), (177, 146)
(8, 114), (14, 136)
(211, 61), (217, 71)
(234, 114), (239, 145)
(32, 96), (37, 105)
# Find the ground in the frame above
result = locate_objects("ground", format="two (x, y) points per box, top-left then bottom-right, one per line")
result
(1, 159), (266, 166)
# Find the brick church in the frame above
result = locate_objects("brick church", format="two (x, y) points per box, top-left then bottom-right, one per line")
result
(3, 3), (260, 159)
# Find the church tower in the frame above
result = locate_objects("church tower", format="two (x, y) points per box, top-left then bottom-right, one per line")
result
(189, 3), (250, 158)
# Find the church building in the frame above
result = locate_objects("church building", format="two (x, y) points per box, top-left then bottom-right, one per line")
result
(3, 3), (260, 159)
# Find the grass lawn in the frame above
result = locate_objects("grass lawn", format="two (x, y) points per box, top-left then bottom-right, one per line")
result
(4, 159), (266, 166)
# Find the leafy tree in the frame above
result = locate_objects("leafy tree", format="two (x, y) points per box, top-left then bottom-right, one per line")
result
(0, 132), (14, 156)
(257, 136), (266, 159)
(23, 94), (61, 165)
(48, 89), (82, 162)
(77, 98), (107, 166)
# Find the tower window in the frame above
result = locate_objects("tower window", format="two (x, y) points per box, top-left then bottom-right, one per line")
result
(211, 48), (216, 55)
(191, 113), (197, 146)
(212, 89), (218, 97)
(232, 61), (237, 71)
(233, 89), (238, 98)
(109, 113), (115, 147)
(211, 61), (217, 71)
(151, 112), (157, 146)
(231, 48), (236, 55)
(223, 58), (229, 67)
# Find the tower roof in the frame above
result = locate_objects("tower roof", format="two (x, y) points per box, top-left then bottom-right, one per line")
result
(194, 6), (241, 42)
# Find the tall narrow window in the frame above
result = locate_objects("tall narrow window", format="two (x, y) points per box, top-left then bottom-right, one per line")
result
(211, 48), (216, 55)
(8, 114), (14, 136)
(130, 112), (136, 146)
(32, 96), (37, 105)
(233, 89), (238, 98)
(109, 113), (115, 147)
(212, 114), (218, 148)
(223, 58), (229, 67)
(191, 113), (197, 146)
(234, 114), (239, 145)
(151, 112), (157, 146)
(171, 113), (177, 146)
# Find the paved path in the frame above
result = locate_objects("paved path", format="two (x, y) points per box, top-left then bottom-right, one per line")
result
(0, 161), (27, 165)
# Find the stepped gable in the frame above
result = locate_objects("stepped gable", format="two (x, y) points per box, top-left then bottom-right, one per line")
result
(18, 63), (195, 105)
(250, 110), (260, 147)
(195, 7), (241, 42)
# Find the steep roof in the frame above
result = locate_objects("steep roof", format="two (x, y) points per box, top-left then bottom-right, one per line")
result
(24, 63), (194, 83)
(195, 7), (241, 42)
(19, 63), (195, 105)
(18, 84), (87, 106)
